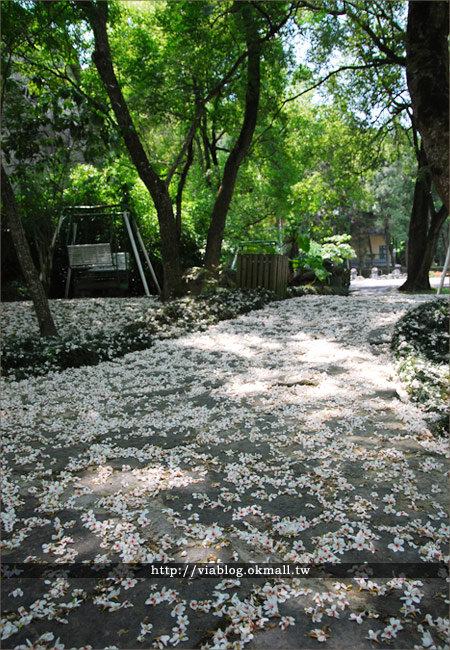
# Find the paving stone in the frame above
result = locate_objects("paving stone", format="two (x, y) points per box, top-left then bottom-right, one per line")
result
(1, 294), (448, 649)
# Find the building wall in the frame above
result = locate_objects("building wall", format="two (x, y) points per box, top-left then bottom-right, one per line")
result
(351, 232), (394, 269)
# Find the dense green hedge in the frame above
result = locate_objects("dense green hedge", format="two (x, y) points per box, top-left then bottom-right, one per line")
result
(391, 299), (449, 433)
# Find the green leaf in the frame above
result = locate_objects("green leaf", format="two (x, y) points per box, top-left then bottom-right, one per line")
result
(297, 234), (311, 253)
(314, 267), (331, 281)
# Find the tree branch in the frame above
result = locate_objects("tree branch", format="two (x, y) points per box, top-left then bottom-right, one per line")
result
(251, 59), (391, 149)
(298, 0), (406, 65)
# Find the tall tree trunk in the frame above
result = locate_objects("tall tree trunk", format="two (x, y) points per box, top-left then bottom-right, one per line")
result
(175, 141), (194, 237)
(80, 2), (182, 299)
(204, 3), (261, 269)
(383, 217), (391, 273)
(439, 223), (449, 265)
(1, 164), (58, 336)
(416, 204), (448, 283)
(399, 147), (432, 291)
(399, 148), (448, 291)
(367, 235), (374, 267)
(406, 1), (449, 210)
(36, 234), (55, 296)
(388, 239), (395, 269)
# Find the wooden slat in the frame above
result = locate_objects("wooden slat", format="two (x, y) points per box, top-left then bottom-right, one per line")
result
(278, 257), (284, 298)
(237, 253), (288, 297)
(249, 255), (255, 288)
(243, 255), (248, 286)
(264, 255), (270, 290)
(258, 255), (264, 287)
(276, 256), (282, 297)
(283, 256), (288, 296)
(271, 255), (277, 295)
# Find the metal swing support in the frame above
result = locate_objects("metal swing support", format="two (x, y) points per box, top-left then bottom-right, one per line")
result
(122, 210), (162, 296)
(62, 204), (161, 298)
(437, 245), (450, 296)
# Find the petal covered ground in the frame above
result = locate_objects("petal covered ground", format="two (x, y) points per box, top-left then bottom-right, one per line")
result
(1, 293), (449, 650)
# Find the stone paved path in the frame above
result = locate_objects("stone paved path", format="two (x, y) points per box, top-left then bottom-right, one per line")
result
(1, 294), (449, 650)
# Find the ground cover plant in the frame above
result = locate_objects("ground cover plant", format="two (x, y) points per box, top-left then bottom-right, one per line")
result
(1, 323), (154, 381)
(1, 289), (277, 381)
(287, 286), (349, 297)
(391, 299), (449, 432)
(1, 291), (449, 650)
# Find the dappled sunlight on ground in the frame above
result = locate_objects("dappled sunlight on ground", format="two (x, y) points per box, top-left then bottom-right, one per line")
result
(1, 293), (448, 649)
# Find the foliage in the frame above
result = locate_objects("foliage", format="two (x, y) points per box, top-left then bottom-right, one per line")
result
(224, 100), (379, 252)
(286, 285), (349, 297)
(2, 288), (277, 380)
(391, 299), (449, 431)
(392, 300), (448, 363)
(1, 0), (421, 299)
(320, 234), (355, 262)
(288, 103), (376, 239)
(1, 280), (31, 302)
(300, 1), (408, 129)
(1, 1), (118, 292)
(62, 162), (204, 271)
(138, 287), (277, 338)
(293, 234), (355, 282)
(1, 323), (154, 381)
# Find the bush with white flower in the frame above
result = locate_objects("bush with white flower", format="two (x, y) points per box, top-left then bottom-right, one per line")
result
(391, 299), (449, 433)
(1, 288), (277, 380)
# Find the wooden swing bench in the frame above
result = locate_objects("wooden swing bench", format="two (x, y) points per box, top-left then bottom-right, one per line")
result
(68, 243), (114, 268)
(67, 244), (129, 295)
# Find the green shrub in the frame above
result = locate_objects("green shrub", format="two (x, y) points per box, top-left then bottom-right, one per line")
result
(292, 234), (355, 283)
(391, 299), (449, 432)
(391, 300), (449, 364)
(1, 288), (277, 380)
(1, 280), (31, 302)
(1, 322), (154, 381)
(287, 285), (349, 297)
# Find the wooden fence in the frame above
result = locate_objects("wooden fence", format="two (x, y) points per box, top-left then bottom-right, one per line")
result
(237, 253), (289, 298)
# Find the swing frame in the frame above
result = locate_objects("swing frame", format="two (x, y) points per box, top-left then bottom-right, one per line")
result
(52, 204), (161, 298)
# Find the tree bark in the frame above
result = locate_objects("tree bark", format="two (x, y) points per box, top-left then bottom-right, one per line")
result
(367, 235), (374, 267)
(439, 222), (449, 265)
(80, 2), (182, 299)
(1, 164), (58, 336)
(204, 3), (261, 269)
(175, 141), (194, 237)
(37, 242), (52, 296)
(401, 205), (448, 292)
(416, 204), (448, 282)
(406, 1), (449, 210)
(383, 217), (391, 274)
